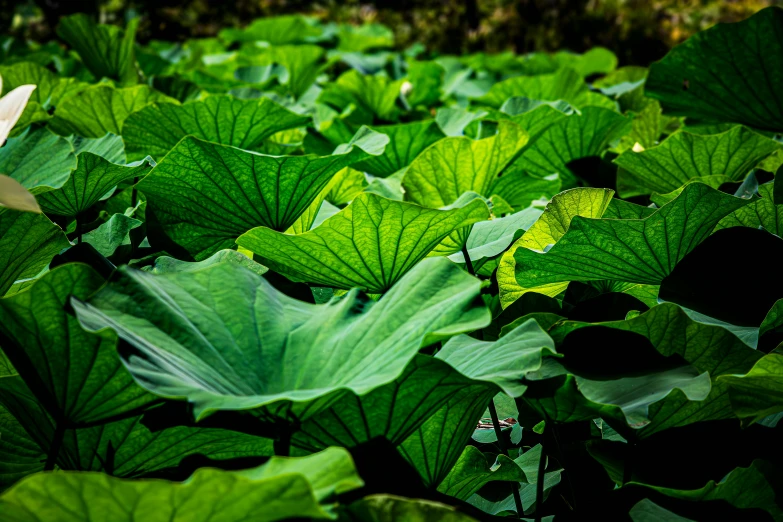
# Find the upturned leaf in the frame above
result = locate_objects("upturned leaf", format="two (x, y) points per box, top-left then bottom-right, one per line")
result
(37, 153), (150, 217)
(122, 95), (311, 162)
(615, 126), (781, 195)
(137, 128), (388, 261)
(403, 120), (529, 208)
(238, 192), (489, 292)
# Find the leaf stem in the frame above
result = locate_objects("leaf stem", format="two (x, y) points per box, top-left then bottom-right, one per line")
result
(489, 399), (524, 518)
(461, 244), (476, 277)
(44, 421), (65, 471)
(535, 431), (546, 522)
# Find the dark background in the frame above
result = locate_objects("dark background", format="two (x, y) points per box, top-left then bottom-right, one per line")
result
(3, 0), (777, 65)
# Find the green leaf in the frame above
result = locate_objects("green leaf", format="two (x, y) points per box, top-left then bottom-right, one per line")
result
(293, 318), (553, 458)
(534, 303), (762, 435)
(337, 23), (395, 53)
(0, 402), (44, 491)
(318, 70), (404, 122)
(449, 205), (543, 275)
(123, 94), (311, 162)
(629, 499), (695, 522)
(633, 461), (782, 521)
(646, 7), (783, 132)
(56, 14), (139, 85)
(716, 182), (782, 235)
(615, 126), (781, 195)
(552, 47), (617, 77)
(510, 183), (751, 287)
(508, 106), (631, 185)
(488, 172), (561, 212)
(0, 210), (69, 297)
(0, 264), (154, 425)
(238, 192), (489, 292)
(312, 119), (446, 178)
(146, 249), (268, 276)
(403, 120), (529, 207)
(138, 127), (388, 261)
(73, 257), (489, 422)
(0, 447), (363, 522)
(49, 84), (176, 138)
(0, 62), (86, 109)
(343, 495), (481, 522)
(437, 446), (528, 501)
(327, 167), (367, 206)
(37, 153), (150, 217)
(719, 354), (783, 425)
(0, 128), (76, 194)
(271, 44), (327, 98)
(69, 133), (127, 164)
(82, 213), (142, 257)
(497, 187), (614, 307)
(219, 15), (322, 45)
(476, 68), (616, 110)
(0, 374), (275, 481)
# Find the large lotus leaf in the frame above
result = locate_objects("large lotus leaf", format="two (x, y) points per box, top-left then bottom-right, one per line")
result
(403, 120), (529, 208)
(344, 495), (481, 522)
(502, 100), (571, 139)
(49, 84), (176, 138)
(716, 182), (782, 235)
(0, 264), (154, 425)
(137, 128), (388, 261)
(632, 461), (782, 522)
(37, 153), (150, 217)
(475, 68), (616, 110)
(73, 257), (489, 422)
(507, 106), (631, 184)
(615, 126), (781, 195)
(237, 192), (489, 292)
(311, 119), (446, 178)
(497, 187), (614, 307)
(0, 447), (362, 522)
(0, 210), (69, 297)
(69, 133), (127, 164)
(645, 7), (783, 133)
(56, 14), (139, 85)
(0, 128), (76, 194)
(292, 319), (554, 453)
(510, 183), (751, 288)
(528, 303), (763, 436)
(219, 15), (322, 45)
(448, 205), (544, 276)
(318, 69), (404, 122)
(0, 62), (86, 109)
(122, 95), (310, 162)
(719, 354), (783, 426)
(436, 446), (528, 502)
(0, 375), (274, 482)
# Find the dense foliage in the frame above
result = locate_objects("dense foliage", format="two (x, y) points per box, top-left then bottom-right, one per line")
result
(0, 6), (782, 521)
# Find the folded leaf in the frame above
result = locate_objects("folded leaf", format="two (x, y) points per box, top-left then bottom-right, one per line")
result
(38, 153), (150, 217)
(138, 128), (388, 261)
(56, 14), (139, 86)
(238, 192), (489, 292)
(716, 182), (781, 235)
(403, 120), (529, 207)
(719, 354), (783, 425)
(122, 95), (310, 162)
(615, 126), (781, 195)
(511, 183), (751, 287)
